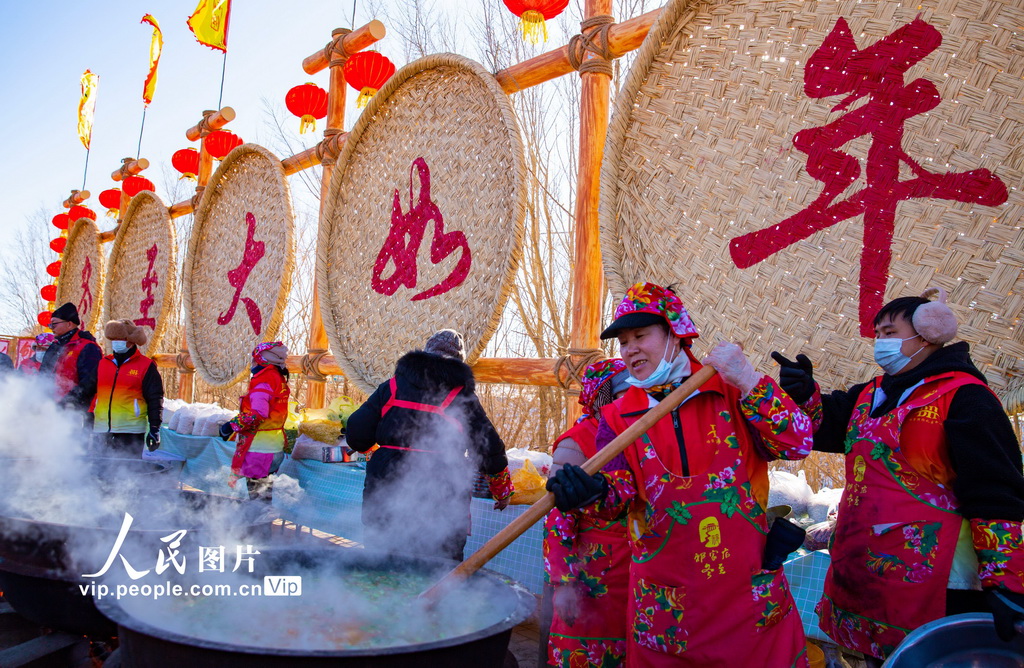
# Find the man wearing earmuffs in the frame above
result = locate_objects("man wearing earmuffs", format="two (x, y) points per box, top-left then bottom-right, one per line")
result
(773, 288), (1024, 664)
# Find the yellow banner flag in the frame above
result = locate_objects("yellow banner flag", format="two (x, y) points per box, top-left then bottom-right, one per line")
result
(77, 70), (99, 150)
(141, 14), (163, 106)
(187, 0), (230, 52)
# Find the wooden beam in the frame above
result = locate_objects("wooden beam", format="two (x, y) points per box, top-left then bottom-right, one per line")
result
(495, 8), (660, 94)
(302, 20), (386, 74)
(186, 107), (236, 142)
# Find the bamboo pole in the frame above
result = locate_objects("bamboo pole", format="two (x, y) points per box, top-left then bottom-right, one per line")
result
(420, 367), (718, 601)
(186, 107), (236, 142)
(111, 158), (150, 225)
(495, 8), (659, 94)
(302, 20), (386, 74)
(564, 0), (614, 428)
(303, 22), (384, 409)
(62, 190), (91, 208)
(150, 354), (569, 388)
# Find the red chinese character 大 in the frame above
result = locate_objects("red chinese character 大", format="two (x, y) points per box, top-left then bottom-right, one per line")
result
(135, 243), (159, 329)
(218, 212), (265, 334)
(371, 157), (472, 301)
(729, 18), (1007, 335)
(78, 256), (93, 319)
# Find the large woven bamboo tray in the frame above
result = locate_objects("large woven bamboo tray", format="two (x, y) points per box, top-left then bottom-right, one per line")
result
(600, 0), (1024, 394)
(102, 191), (176, 356)
(183, 144), (295, 388)
(318, 53), (527, 394)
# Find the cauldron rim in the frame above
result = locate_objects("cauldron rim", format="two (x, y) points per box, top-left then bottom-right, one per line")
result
(95, 548), (535, 658)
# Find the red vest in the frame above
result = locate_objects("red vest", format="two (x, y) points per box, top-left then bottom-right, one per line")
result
(553, 418), (599, 458)
(818, 371), (986, 659)
(54, 331), (101, 400)
(91, 351), (153, 433)
(604, 371), (808, 667)
(20, 358), (41, 374)
(238, 366), (290, 453)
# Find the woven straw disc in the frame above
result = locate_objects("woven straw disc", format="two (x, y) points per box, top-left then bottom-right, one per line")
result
(601, 0), (1024, 395)
(102, 192), (176, 356)
(319, 53), (526, 394)
(57, 218), (105, 332)
(183, 144), (295, 388)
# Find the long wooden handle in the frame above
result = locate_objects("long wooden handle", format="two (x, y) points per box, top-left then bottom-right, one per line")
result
(420, 365), (718, 600)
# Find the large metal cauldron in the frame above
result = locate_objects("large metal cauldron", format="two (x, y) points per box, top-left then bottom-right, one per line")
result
(0, 459), (269, 636)
(98, 548), (535, 668)
(883, 613), (1024, 667)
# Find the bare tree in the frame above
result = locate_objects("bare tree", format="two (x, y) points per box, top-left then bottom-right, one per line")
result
(0, 207), (55, 335)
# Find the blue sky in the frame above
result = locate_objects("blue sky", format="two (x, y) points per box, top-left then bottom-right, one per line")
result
(0, 1), (414, 249)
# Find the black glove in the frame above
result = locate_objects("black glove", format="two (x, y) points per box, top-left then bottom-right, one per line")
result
(770, 352), (815, 404)
(986, 588), (1024, 641)
(545, 464), (607, 512)
(218, 422), (234, 441)
(145, 428), (160, 451)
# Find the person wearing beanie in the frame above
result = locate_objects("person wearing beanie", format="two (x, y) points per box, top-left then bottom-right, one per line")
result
(91, 320), (164, 455)
(547, 282), (813, 667)
(20, 333), (56, 374)
(543, 358), (630, 667)
(773, 288), (1024, 663)
(41, 302), (103, 422)
(346, 328), (513, 562)
(219, 341), (291, 502)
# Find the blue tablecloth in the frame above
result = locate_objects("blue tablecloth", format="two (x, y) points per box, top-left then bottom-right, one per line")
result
(158, 428), (546, 593)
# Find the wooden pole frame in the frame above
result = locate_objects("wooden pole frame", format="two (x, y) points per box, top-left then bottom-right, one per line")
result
(86, 7), (664, 396)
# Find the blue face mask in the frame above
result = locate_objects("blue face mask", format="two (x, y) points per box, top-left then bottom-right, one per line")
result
(873, 334), (923, 375)
(111, 340), (130, 354)
(625, 338), (689, 389)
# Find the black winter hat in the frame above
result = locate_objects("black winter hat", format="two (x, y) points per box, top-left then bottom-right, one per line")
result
(51, 302), (80, 325)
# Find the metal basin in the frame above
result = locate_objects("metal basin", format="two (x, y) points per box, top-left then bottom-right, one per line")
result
(884, 613), (1024, 667)
(97, 548), (535, 668)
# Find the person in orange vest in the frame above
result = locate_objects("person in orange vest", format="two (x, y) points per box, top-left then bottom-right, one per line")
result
(219, 342), (291, 502)
(20, 333), (55, 374)
(40, 303), (103, 424)
(544, 358), (631, 667)
(773, 287), (1024, 664)
(346, 329), (514, 561)
(548, 282), (813, 667)
(91, 320), (164, 455)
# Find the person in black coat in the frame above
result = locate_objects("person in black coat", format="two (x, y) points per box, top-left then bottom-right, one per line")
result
(347, 329), (513, 561)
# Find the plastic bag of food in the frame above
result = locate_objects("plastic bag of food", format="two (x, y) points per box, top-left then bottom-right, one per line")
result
(807, 487), (843, 524)
(298, 419), (343, 445)
(510, 460), (547, 504)
(506, 447), (553, 476)
(767, 470), (814, 517)
(327, 396), (359, 427)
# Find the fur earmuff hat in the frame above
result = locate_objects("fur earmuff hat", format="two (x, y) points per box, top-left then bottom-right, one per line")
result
(104, 319), (148, 346)
(913, 287), (958, 345)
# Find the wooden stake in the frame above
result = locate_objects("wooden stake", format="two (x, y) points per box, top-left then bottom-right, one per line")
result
(302, 20), (386, 75)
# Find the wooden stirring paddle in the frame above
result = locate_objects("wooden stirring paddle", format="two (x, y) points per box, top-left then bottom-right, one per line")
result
(419, 365), (717, 603)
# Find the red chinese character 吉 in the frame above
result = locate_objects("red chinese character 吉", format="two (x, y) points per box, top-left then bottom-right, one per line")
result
(218, 212), (265, 335)
(729, 17), (1007, 335)
(371, 157), (472, 301)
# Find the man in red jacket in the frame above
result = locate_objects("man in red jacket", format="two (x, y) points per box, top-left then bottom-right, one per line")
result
(40, 303), (102, 426)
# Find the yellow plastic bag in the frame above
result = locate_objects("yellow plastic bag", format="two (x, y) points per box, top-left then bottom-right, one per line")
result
(297, 419), (342, 444)
(327, 396), (359, 427)
(510, 460), (547, 505)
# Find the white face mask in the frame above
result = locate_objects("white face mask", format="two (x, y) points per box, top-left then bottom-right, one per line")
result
(33, 351), (45, 362)
(626, 337), (690, 389)
(111, 340), (130, 354)
(873, 334), (923, 375)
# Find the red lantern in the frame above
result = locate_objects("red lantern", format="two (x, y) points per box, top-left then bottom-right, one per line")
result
(172, 148), (200, 180)
(123, 176), (155, 197)
(285, 83), (329, 134)
(99, 188), (122, 216)
(52, 213), (70, 230)
(46, 261), (62, 278)
(205, 131), (243, 160)
(37, 311), (52, 327)
(49, 238), (67, 254)
(501, 0), (570, 44)
(68, 205), (96, 222)
(40, 285), (57, 302)
(343, 52), (396, 108)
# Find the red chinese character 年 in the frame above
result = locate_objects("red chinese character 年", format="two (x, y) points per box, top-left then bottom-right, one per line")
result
(729, 18), (1007, 335)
